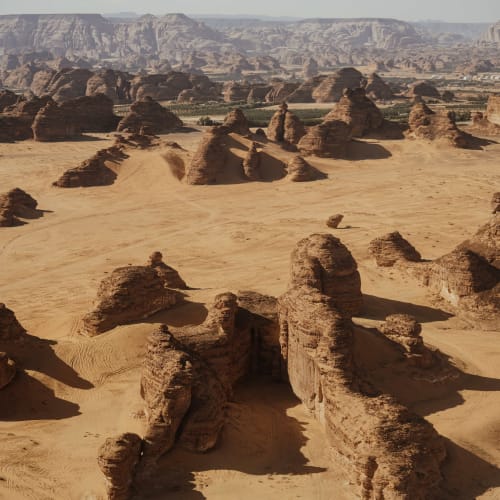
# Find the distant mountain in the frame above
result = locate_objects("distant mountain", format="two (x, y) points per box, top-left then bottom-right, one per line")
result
(480, 21), (500, 43)
(413, 21), (490, 40)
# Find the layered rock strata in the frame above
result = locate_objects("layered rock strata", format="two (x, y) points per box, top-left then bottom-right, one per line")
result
(368, 231), (422, 267)
(266, 103), (306, 145)
(286, 156), (316, 182)
(298, 120), (352, 158)
(222, 108), (251, 136)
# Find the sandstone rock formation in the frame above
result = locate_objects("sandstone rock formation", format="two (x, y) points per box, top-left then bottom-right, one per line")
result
(380, 314), (434, 368)
(265, 82), (300, 104)
(312, 67), (364, 103)
(97, 433), (142, 500)
(0, 89), (18, 112)
(324, 87), (384, 137)
(326, 214), (344, 229)
(406, 81), (441, 99)
(0, 188), (38, 227)
(470, 96), (500, 135)
(368, 231), (422, 267)
(148, 251), (187, 289)
(0, 352), (16, 390)
(297, 120), (352, 158)
(407, 99), (474, 148)
(185, 126), (228, 185)
(117, 97), (183, 135)
(0, 303), (26, 340)
(278, 235), (446, 499)
(266, 103), (306, 145)
(86, 69), (132, 103)
(286, 156), (315, 182)
(491, 192), (500, 214)
(81, 266), (180, 336)
(53, 146), (126, 188)
(288, 233), (362, 317)
(242, 142), (261, 181)
(222, 108), (250, 136)
(486, 95), (500, 125)
(364, 73), (393, 101)
(31, 100), (80, 141)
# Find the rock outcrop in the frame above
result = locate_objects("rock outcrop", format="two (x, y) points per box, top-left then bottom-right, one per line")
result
(278, 235), (446, 499)
(297, 119), (352, 158)
(486, 95), (500, 125)
(0, 352), (16, 389)
(31, 100), (80, 141)
(324, 87), (384, 137)
(185, 126), (228, 185)
(288, 233), (362, 318)
(117, 97), (183, 135)
(97, 433), (142, 500)
(364, 73), (393, 101)
(312, 67), (364, 103)
(0, 89), (18, 112)
(0, 303), (26, 340)
(369, 231), (422, 267)
(242, 142), (261, 181)
(470, 96), (500, 135)
(286, 156), (316, 182)
(0, 188), (38, 227)
(53, 146), (126, 188)
(81, 265), (180, 336)
(407, 99), (474, 148)
(222, 108), (250, 136)
(406, 81), (441, 99)
(147, 251), (187, 289)
(266, 103), (306, 146)
(491, 192), (500, 214)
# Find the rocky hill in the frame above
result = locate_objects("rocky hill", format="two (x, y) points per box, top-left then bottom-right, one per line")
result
(481, 21), (500, 44)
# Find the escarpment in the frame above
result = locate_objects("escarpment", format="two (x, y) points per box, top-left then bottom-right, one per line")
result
(278, 234), (446, 499)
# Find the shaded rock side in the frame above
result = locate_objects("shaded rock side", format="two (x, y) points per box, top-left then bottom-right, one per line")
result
(242, 142), (261, 181)
(185, 126), (228, 185)
(0, 304), (26, 341)
(368, 231), (422, 267)
(0, 352), (16, 389)
(222, 108), (251, 136)
(117, 96), (183, 135)
(288, 233), (362, 318)
(53, 146), (127, 188)
(286, 156), (316, 182)
(278, 285), (446, 499)
(0, 188), (38, 227)
(406, 81), (441, 99)
(97, 433), (142, 500)
(148, 251), (187, 289)
(298, 119), (352, 158)
(324, 87), (384, 137)
(81, 266), (180, 336)
(266, 103), (306, 145)
(32, 100), (81, 141)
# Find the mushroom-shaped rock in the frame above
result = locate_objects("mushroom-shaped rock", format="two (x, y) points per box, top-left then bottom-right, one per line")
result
(0, 352), (16, 389)
(298, 119), (352, 158)
(185, 126), (228, 185)
(97, 433), (142, 500)
(289, 233), (362, 318)
(369, 231), (422, 267)
(117, 97), (183, 135)
(81, 266), (180, 336)
(324, 87), (384, 137)
(242, 142), (261, 181)
(286, 156), (315, 182)
(0, 303), (26, 340)
(147, 251), (187, 289)
(267, 103), (306, 145)
(326, 214), (344, 229)
(222, 108), (250, 136)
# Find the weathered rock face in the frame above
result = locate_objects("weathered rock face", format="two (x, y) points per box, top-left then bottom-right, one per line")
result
(117, 97), (183, 135)
(148, 251), (187, 289)
(408, 99), (474, 148)
(486, 95), (500, 126)
(53, 146), (126, 188)
(266, 103), (306, 145)
(81, 266), (180, 336)
(406, 81), (441, 99)
(65, 94), (119, 132)
(223, 81), (251, 102)
(491, 192), (500, 214)
(288, 233), (363, 318)
(0, 89), (18, 112)
(185, 126), (228, 185)
(471, 111), (500, 136)
(222, 108), (250, 136)
(0, 352), (16, 390)
(42, 68), (94, 102)
(242, 142), (261, 181)
(0, 303), (26, 341)
(0, 188), (38, 227)
(287, 76), (326, 103)
(265, 82), (300, 104)
(32, 100), (80, 141)
(302, 57), (319, 79)
(97, 433), (142, 500)
(326, 214), (344, 229)
(368, 231), (422, 267)
(312, 67), (364, 103)
(286, 156), (315, 182)
(324, 87), (384, 137)
(364, 73), (393, 101)
(297, 119), (352, 158)
(86, 69), (132, 103)
(278, 236), (446, 499)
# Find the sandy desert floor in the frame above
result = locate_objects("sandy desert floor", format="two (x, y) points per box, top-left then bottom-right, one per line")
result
(0, 129), (499, 499)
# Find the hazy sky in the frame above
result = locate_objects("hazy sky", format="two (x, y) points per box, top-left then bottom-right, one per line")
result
(0, 0), (498, 23)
